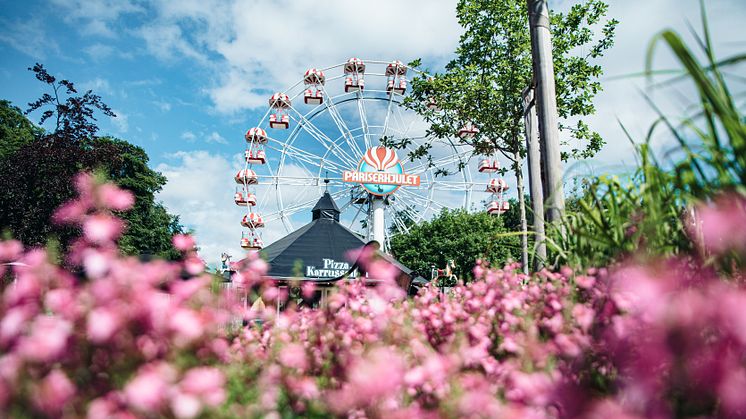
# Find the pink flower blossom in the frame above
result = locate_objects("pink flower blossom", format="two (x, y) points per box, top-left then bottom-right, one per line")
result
(124, 364), (174, 411)
(98, 183), (135, 211)
(17, 316), (71, 362)
(34, 369), (75, 415)
(172, 234), (196, 252)
(279, 343), (308, 371)
(84, 214), (124, 244)
(87, 307), (122, 343)
(179, 367), (226, 406)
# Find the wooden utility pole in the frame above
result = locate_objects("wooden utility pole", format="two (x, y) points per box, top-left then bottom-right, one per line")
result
(526, 0), (565, 223)
(522, 86), (547, 269)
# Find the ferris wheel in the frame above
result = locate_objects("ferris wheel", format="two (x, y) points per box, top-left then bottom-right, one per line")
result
(233, 58), (511, 252)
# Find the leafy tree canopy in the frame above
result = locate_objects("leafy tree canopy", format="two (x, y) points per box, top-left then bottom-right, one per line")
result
(404, 0), (618, 164)
(0, 100), (42, 160)
(389, 209), (520, 281)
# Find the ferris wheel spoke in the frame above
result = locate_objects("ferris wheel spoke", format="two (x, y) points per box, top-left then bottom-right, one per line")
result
(390, 196), (426, 225)
(406, 152), (469, 175)
(319, 87), (366, 160)
(266, 141), (348, 174)
(287, 105), (360, 168)
(263, 188), (349, 223)
(356, 92), (371, 149)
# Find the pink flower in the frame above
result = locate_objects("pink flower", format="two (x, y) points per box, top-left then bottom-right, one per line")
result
(83, 214), (124, 244)
(98, 183), (134, 211)
(83, 249), (110, 279)
(0, 240), (23, 262)
(17, 316), (72, 362)
(279, 343), (308, 371)
(34, 369), (75, 415)
(87, 307), (122, 344)
(694, 195), (746, 253)
(171, 392), (202, 419)
(124, 364), (175, 411)
(575, 275), (596, 289)
(169, 308), (204, 346)
(172, 234), (196, 252)
(179, 367), (226, 406)
(572, 304), (595, 332)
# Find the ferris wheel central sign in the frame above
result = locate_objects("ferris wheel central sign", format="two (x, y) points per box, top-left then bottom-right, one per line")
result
(342, 147), (420, 196)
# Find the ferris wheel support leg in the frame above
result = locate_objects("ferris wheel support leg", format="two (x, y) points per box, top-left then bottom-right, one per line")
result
(371, 197), (386, 252)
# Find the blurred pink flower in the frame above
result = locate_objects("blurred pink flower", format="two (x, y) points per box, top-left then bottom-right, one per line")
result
(17, 316), (71, 362)
(0, 240), (23, 262)
(169, 308), (204, 346)
(279, 343), (308, 371)
(124, 364), (174, 411)
(179, 367), (226, 406)
(98, 183), (135, 211)
(83, 214), (124, 244)
(87, 307), (122, 343)
(172, 234), (196, 252)
(34, 369), (75, 415)
(572, 304), (595, 332)
(694, 195), (746, 253)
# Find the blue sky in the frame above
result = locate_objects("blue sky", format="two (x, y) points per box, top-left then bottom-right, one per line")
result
(1, 0), (744, 265)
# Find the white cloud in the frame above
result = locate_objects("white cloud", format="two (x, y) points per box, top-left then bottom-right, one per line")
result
(50, 0), (144, 37)
(0, 18), (60, 59)
(181, 131), (197, 142)
(206, 131), (228, 145)
(153, 100), (171, 112)
(111, 109), (129, 133)
(80, 77), (113, 95)
(155, 150), (293, 267)
(156, 151), (242, 266)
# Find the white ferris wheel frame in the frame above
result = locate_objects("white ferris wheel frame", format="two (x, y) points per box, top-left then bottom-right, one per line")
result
(240, 59), (488, 251)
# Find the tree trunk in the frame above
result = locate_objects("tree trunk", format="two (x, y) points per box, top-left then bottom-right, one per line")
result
(513, 151), (529, 274)
(523, 86), (547, 270)
(526, 0), (565, 223)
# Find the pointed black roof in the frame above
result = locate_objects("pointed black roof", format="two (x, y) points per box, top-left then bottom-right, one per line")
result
(257, 192), (425, 292)
(311, 191), (340, 221)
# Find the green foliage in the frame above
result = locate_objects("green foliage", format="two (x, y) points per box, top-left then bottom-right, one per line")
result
(404, 0), (617, 162)
(549, 4), (745, 268)
(389, 209), (520, 281)
(0, 100), (41, 160)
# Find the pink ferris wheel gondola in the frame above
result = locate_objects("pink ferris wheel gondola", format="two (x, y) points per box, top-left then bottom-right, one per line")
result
(240, 232), (263, 250)
(303, 68), (326, 85)
(385, 60), (407, 77)
(426, 97), (438, 110)
(345, 77), (364, 93)
(234, 169), (258, 185)
(486, 178), (509, 193)
(269, 93), (291, 109)
(304, 89), (324, 105)
(343, 58), (366, 74)
(245, 127), (267, 144)
(458, 124), (479, 139)
(245, 149), (267, 165)
(241, 213), (265, 228)
(234, 192), (257, 207)
(269, 113), (289, 129)
(386, 79), (407, 95)
(487, 200), (510, 216)
(478, 159), (500, 173)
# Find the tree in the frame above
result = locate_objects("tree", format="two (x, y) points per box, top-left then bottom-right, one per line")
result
(0, 64), (184, 259)
(0, 100), (41, 160)
(389, 209), (520, 281)
(403, 0), (617, 270)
